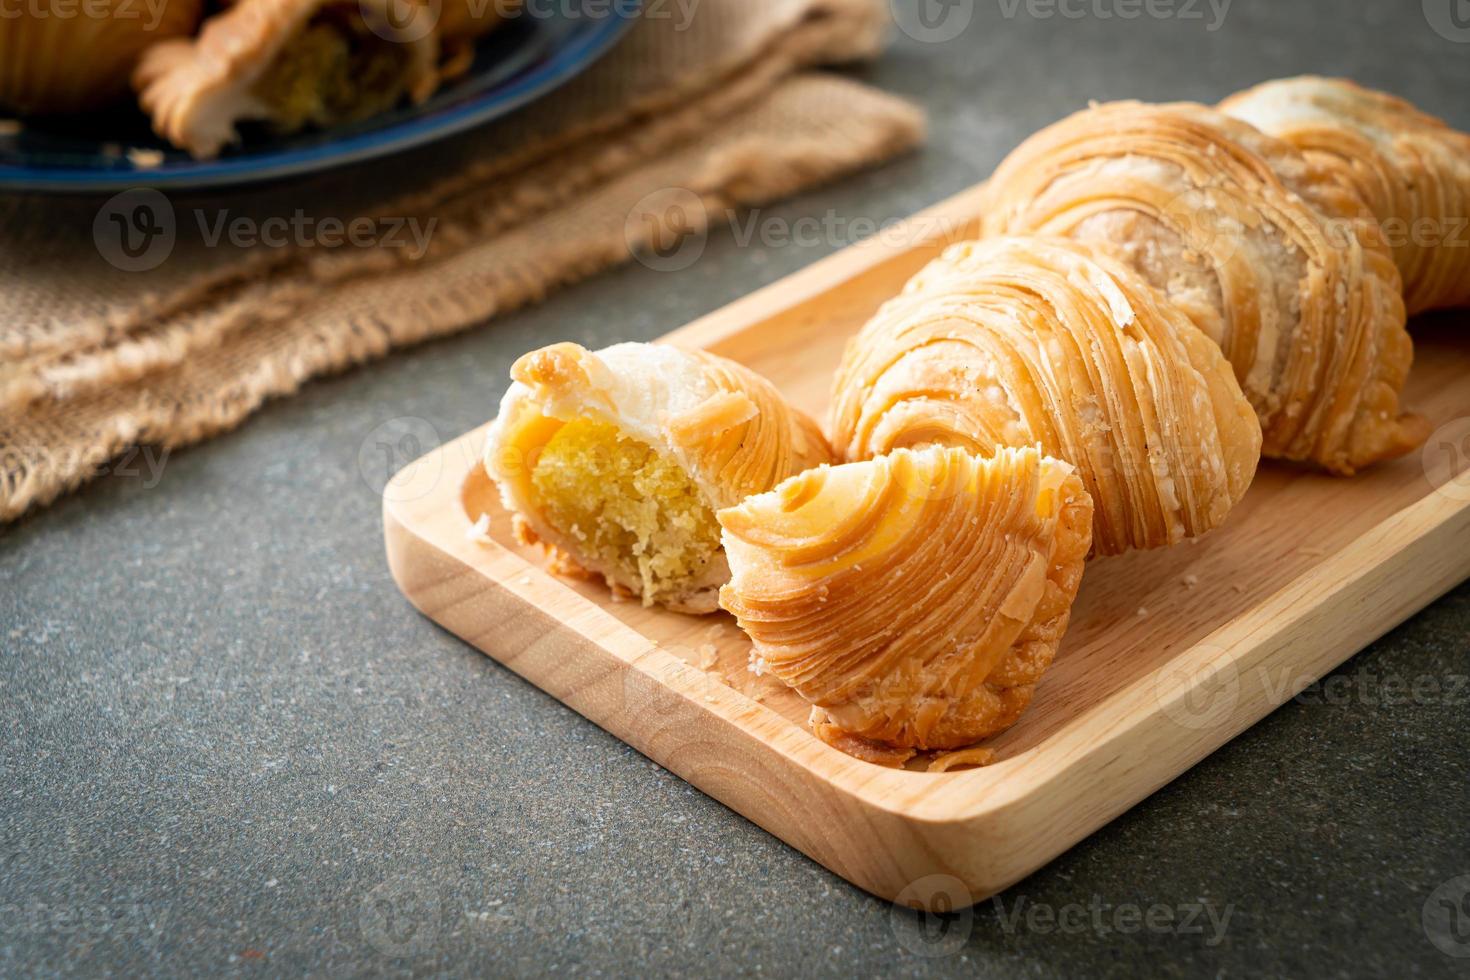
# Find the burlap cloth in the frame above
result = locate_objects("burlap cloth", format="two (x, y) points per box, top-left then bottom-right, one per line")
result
(0, 0), (924, 522)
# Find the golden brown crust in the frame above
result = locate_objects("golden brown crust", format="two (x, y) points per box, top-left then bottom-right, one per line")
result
(0, 1), (203, 114)
(134, 0), (441, 159)
(981, 100), (1425, 475)
(830, 235), (1261, 556)
(484, 341), (834, 613)
(719, 445), (1093, 756)
(1221, 76), (1470, 315)
(683, 351), (834, 506)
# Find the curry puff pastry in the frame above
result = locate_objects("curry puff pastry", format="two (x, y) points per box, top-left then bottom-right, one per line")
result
(982, 100), (1426, 475)
(831, 236), (1261, 557)
(483, 342), (833, 614)
(1221, 77), (1470, 315)
(719, 445), (1092, 766)
(135, 0), (508, 158)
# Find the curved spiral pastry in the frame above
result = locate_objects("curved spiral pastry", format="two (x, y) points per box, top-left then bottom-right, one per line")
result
(982, 100), (1426, 475)
(718, 445), (1092, 765)
(484, 342), (833, 613)
(830, 236), (1261, 557)
(1221, 76), (1470, 315)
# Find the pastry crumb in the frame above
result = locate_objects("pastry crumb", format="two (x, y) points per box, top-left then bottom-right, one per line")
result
(465, 514), (492, 543)
(127, 147), (165, 169)
(1183, 574), (1198, 589)
(928, 746), (997, 772)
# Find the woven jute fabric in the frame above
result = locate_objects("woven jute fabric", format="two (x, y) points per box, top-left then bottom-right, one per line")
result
(0, 0), (924, 522)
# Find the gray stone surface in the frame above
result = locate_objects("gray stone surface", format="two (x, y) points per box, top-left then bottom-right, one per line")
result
(4, 0), (1469, 975)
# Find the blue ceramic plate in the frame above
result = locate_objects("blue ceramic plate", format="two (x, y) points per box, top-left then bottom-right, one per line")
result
(0, 5), (637, 193)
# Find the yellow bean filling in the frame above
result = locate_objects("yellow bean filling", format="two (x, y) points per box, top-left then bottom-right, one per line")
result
(530, 419), (722, 606)
(253, 21), (411, 132)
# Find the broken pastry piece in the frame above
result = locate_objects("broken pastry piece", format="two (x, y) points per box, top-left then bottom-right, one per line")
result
(981, 100), (1426, 475)
(135, 0), (444, 158)
(830, 236), (1261, 557)
(1221, 76), (1470, 315)
(483, 342), (833, 614)
(719, 445), (1093, 765)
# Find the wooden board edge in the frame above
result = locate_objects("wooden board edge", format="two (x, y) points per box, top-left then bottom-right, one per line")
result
(383, 472), (994, 904)
(898, 485), (1470, 903)
(384, 429), (1470, 907)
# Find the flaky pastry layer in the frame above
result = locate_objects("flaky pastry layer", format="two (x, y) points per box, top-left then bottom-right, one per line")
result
(719, 445), (1093, 762)
(830, 235), (1261, 556)
(1221, 76), (1470, 315)
(981, 100), (1426, 474)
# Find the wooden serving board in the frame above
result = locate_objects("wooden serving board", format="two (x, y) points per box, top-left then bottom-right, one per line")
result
(383, 182), (1470, 910)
